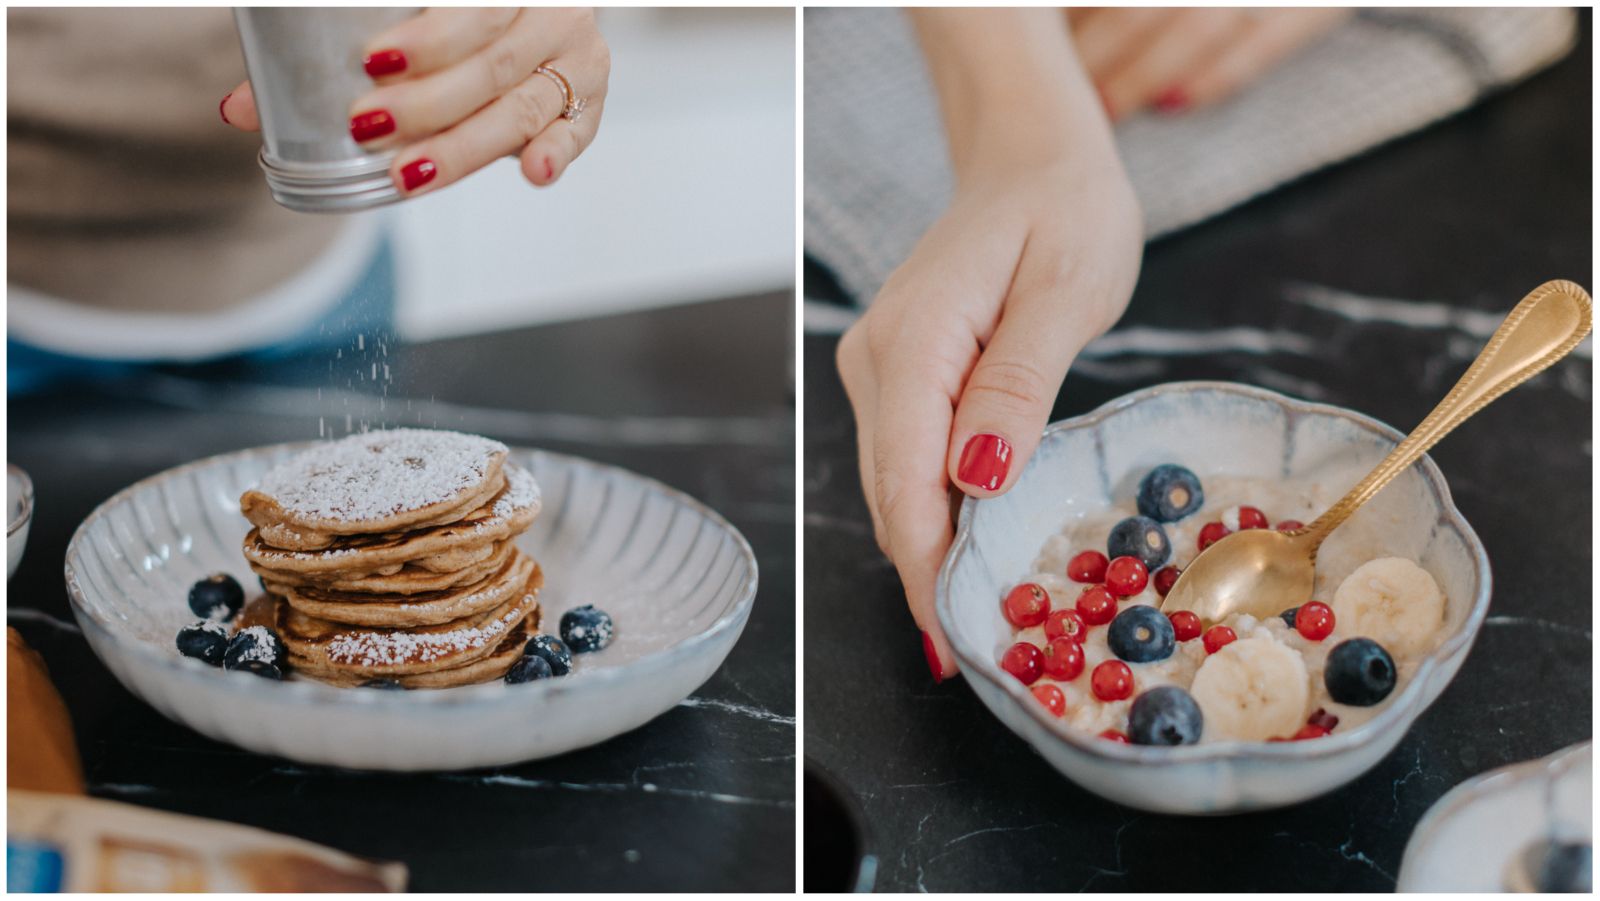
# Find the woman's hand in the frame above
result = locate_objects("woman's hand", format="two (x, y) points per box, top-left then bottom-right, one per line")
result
(222, 8), (609, 195)
(838, 66), (1143, 681)
(1067, 7), (1352, 119)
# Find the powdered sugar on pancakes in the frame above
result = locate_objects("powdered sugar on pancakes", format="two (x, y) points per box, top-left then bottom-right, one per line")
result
(325, 604), (528, 667)
(490, 465), (540, 521)
(255, 429), (507, 525)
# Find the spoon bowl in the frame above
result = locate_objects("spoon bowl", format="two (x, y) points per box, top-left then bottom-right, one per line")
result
(1162, 280), (1591, 624)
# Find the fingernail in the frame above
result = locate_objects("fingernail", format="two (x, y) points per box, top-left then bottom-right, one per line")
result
(921, 631), (945, 683)
(363, 48), (408, 78)
(542, 157), (554, 182)
(1154, 86), (1191, 113)
(956, 433), (1011, 492)
(218, 92), (231, 125)
(400, 158), (437, 192)
(349, 109), (396, 142)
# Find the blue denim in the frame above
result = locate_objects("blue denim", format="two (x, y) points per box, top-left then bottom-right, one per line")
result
(8, 235), (396, 395)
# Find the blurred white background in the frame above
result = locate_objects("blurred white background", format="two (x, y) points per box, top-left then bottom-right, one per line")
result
(383, 8), (794, 341)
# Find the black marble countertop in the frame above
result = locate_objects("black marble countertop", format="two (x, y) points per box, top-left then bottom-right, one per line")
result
(802, 29), (1592, 894)
(9, 292), (795, 892)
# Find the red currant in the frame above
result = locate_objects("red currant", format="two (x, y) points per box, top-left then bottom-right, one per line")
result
(1197, 521), (1232, 551)
(1000, 642), (1044, 685)
(1237, 506), (1269, 529)
(1153, 565), (1181, 597)
(1295, 601), (1335, 641)
(1002, 582), (1051, 628)
(1307, 708), (1340, 732)
(1168, 610), (1203, 642)
(1090, 660), (1134, 701)
(1044, 608), (1088, 642)
(1104, 556), (1149, 597)
(1031, 683), (1066, 716)
(1075, 586), (1117, 626)
(1202, 625), (1237, 654)
(1042, 637), (1086, 681)
(1067, 550), (1109, 583)
(1275, 519), (1304, 533)
(1098, 729), (1131, 743)
(1293, 724), (1330, 741)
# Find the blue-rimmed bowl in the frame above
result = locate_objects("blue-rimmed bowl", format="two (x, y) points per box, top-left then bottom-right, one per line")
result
(65, 444), (758, 771)
(936, 382), (1491, 814)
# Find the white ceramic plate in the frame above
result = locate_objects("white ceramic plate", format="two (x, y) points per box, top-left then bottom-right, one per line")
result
(65, 444), (758, 771)
(1397, 742), (1591, 892)
(937, 381), (1491, 814)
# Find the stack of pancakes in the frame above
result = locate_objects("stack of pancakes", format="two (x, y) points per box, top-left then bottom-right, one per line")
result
(238, 429), (543, 688)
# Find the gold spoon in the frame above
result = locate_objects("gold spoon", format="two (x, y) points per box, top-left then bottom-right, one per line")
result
(1161, 280), (1592, 625)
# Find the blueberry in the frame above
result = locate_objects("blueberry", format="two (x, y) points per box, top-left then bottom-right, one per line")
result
(223, 626), (285, 672)
(1136, 465), (1204, 523)
(1127, 686), (1203, 746)
(188, 573), (244, 621)
(505, 654), (554, 684)
(361, 678), (406, 690)
(1107, 606), (1176, 663)
(559, 605), (614, 654)
(524, 634), (572, 676)
(1537, 842), (1593, 893)
(1280, 606), (1301, 628)
(1323, 638), (1397, 706)
(1107, 516), (1171, 570)
(233, 659), (283, 680)
(175, 620), (229, 666)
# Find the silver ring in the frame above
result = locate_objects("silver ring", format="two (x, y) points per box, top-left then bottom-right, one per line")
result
(534, 64), (587, 124)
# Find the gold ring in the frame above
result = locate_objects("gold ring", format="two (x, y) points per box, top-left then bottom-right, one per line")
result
(534, 64), (587, 124)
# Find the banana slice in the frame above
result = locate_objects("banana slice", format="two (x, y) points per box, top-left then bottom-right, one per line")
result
(1190, 634), (1310, 741)
(1331, 557), (1444, 658)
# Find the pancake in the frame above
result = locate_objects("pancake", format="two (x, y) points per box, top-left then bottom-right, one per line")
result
(277, 581), (539, 678)
(290, 616), (537, 689)
(278, 553), (541, 628)
(242, 465), (541, 575)
(256, 541), (515, 596)
(241, 429), (509, 549)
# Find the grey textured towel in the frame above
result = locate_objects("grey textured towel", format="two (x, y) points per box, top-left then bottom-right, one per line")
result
(804, 8), (1576, 306)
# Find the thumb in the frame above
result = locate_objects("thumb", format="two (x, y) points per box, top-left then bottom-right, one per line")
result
(947, 264), (1100, 497)
(219, 81), (261, 132)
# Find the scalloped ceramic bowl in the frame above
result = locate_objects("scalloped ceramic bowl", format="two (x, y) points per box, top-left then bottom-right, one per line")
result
(65, 444), (757, 771)
(937, 382), (1491, 814)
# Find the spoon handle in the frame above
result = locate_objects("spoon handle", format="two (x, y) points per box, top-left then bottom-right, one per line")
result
(1301, 280), (1592, 548)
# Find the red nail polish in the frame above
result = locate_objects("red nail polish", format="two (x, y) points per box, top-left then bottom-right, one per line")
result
(363, 48), (407, 78)
(400, 158), (437, 192)
(956, 433), (1011, 492)
(1155, 86), (1191, 113)
(921, 631), (945, 683)
(542, 157), (554, 182)
(349, 109), (396, 142)
(219, 92), (232, 125)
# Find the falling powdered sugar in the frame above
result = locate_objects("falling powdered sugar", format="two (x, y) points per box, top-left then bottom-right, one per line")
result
(256, 429), (507, 524)
(325, 605), (527, 667)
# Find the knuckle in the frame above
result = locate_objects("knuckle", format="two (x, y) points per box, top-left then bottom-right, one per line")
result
(964, 358), (1051, 416)
(507, 83), (553, 140)
(484, 41), (526, 94)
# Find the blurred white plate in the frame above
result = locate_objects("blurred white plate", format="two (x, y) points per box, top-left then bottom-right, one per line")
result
(65, 444), (758, 771)
(1398, 742), (1591, 891)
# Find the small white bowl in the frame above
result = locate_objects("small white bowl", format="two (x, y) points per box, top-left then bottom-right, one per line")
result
(8, 464), (34, 580)
(1398, 742), (1590, 891)
(65, 444), (757, 771)
(937, 381), (1491, 814)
